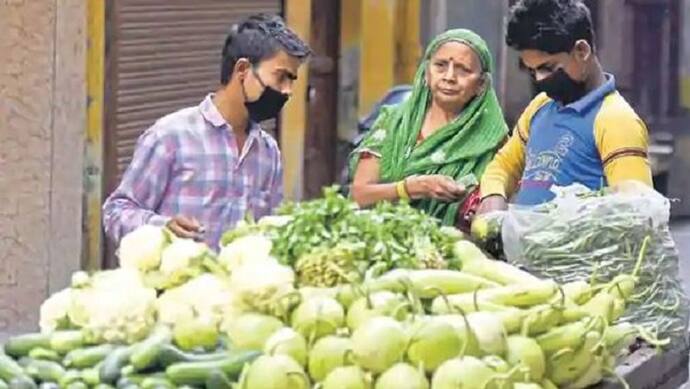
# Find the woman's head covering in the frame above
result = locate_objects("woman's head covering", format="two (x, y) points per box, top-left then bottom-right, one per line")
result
(350, 29), (508, 225)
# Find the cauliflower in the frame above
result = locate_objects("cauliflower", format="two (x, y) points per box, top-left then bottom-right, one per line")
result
(39, 288), (74, 333)
(218, 234), (274, 272)
(229, 258), (296, 317)
(66, 269), (157, 344)
(156, 238), (209, 288)
(89, 267), (146, 289)
(156, 273), (235, 327)
(118, 225), (168, 271)
(71, 271), (90, 288)
(160, 239), (207, 274)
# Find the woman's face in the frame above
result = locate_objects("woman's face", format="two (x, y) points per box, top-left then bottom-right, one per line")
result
(426, 41), (484, 113)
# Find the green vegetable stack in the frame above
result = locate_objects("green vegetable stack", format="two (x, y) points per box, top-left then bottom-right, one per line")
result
(0, 187), (671, 388)
(221, 187), (464, 284)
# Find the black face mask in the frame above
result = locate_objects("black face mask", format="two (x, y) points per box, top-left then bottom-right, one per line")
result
(535, 68), (587, 105)
(243, 69), (289, 122)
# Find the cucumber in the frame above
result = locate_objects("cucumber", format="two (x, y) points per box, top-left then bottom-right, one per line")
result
(0, 353), (26, 382)
(81, 366), (101, 386)
(119, 372), (164, 387)
(26, 349), (60, 363)
(0, 379), (7, 389)
(23, 359), (65, 383)
(116, 377), (135, 389)
(140, 377), (174, 389)
(7, 376), (36, 389)
(65, 382), (87, 389)
(4, 334), (51, 358)
(166, 350), (261, 386)
(116, 375), (147, 388)
(99, 347), (132, 384)
(218, 335), (232, 350)
(64, 344), (114, 368)
(120, 365), (135, 377)
(58, 370), (81, 388)
(158, 344), (230, 367)
(205, 370), (232, 389)
(49, 331), (84, 354)
(129, 327), (172, 371)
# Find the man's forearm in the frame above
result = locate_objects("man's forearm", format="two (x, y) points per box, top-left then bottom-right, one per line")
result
(480, 134), (526, 199)
(103, 197), (169, 243)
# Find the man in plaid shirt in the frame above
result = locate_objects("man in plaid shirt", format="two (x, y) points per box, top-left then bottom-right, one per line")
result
(103, 14), (311, 250)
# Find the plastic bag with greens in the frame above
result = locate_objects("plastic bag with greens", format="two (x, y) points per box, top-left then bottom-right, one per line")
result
(501, 181), (688, 344)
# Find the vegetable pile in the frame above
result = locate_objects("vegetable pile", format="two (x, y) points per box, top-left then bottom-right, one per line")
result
(220, 187), (464, 284)
(0, 188), (674, 388)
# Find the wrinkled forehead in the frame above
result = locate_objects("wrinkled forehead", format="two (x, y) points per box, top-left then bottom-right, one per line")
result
(430, 40), (483, 69)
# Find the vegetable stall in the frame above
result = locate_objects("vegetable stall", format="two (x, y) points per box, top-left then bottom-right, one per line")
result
(0, 186), (687, 389)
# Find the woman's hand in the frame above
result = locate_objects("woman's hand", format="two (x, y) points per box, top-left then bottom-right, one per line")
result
(406, 175), (466, 201)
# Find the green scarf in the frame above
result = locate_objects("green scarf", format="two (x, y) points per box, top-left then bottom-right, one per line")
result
(349, 28), (509, 225)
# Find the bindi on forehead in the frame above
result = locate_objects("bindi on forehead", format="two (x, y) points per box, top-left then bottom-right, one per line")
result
(435, 53), (480, 72)
(437, 43), (479, 64)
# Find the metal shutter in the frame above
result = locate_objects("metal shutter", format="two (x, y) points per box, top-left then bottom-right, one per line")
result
(104, 0), (282, 192)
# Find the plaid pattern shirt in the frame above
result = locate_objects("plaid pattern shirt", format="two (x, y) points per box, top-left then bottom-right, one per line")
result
(103, 94), (283, 250)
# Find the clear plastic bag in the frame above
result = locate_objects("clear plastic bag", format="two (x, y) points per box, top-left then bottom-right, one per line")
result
(501, 181), (688, 342)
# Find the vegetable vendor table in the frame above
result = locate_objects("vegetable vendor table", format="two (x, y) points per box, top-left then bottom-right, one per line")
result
(598, 340), (689, 389)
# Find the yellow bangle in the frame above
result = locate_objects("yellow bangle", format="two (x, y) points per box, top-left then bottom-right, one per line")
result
(396, 180), (410, 201)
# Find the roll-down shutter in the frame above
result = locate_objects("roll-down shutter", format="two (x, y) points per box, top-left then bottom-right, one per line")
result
(104, 0), (282, 192)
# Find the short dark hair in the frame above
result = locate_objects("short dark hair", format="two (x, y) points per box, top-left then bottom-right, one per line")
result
(220, 14), (312, 85)
(506, 0), (595, 54)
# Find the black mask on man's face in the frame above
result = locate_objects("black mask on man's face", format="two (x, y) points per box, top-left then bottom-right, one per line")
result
(243, 69), (289, 122)
(535, 68), (587, 105)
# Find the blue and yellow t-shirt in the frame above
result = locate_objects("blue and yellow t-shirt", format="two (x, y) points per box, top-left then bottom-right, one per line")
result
(481, 74), (652, 205)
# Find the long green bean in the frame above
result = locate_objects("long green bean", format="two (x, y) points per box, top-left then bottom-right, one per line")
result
(504, 190), (688, 342)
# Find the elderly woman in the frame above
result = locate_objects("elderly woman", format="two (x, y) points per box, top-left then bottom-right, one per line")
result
(349, 29), (508, 228)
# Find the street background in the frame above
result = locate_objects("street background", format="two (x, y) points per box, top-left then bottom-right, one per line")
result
(2, 0), (690, 341)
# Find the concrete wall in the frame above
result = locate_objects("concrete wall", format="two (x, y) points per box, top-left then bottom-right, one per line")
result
(597, 0), (635, 96)
(338, 0), (362, 143)
(0, 0), (86, 338)
(424, 0), (506, 85)
(681, 0), (690, 109)
(430, 0), (505, 67)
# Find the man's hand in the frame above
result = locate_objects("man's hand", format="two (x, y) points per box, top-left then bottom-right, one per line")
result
(406, 175), (466, 202)
(166, 215), (204, 241)
(477, 194), (508, 215)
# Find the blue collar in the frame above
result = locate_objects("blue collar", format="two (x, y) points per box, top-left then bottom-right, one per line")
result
(562, 73), (616, 114)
